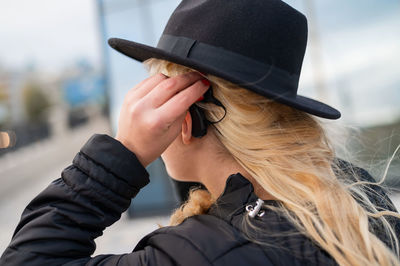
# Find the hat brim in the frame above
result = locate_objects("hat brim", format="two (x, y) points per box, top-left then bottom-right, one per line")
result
(108, 37), (341, 120)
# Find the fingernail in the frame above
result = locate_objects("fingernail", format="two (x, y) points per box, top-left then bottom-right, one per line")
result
(196, 96), (204, 102)
(201, 79), (210, 86)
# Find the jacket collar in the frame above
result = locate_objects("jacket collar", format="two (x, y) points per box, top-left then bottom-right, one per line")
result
(207, 172), (280, 223)
(206, 157), (355, 223)
(206, 172), (338, 265)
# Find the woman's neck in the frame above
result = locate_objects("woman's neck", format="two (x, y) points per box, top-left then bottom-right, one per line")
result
(197, 154), (276, 201)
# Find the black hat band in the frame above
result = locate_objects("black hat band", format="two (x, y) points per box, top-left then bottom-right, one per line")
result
(157, 34), (299, 99)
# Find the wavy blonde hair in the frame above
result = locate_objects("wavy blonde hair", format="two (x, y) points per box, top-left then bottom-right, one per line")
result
(143, 58), (400, 266)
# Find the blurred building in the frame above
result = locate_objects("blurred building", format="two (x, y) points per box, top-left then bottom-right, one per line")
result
(0, 57), (108, 155)
(61, 59), (107, 128)
(0, 68), (54, 151)
(0, 68), (10, 127)
(97, 0), (400, 217)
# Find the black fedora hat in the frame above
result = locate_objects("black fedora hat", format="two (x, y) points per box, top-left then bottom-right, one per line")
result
(108, 0), (341, 119)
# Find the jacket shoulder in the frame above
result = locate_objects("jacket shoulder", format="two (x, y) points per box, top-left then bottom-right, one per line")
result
(134, 214), (274, 266)
(333, 157), (397, 210)
(333, 157), (400, 249)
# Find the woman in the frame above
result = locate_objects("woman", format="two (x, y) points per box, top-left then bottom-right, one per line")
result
(1, 0), (400, 265)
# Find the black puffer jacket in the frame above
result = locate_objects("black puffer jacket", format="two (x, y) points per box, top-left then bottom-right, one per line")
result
(1, 134), (399, 266)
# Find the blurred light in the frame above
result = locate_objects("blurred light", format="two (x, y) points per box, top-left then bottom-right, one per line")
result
(0, 131), (16, 149)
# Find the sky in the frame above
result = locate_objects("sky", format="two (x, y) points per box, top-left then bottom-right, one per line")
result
(0, 0), (101, 73)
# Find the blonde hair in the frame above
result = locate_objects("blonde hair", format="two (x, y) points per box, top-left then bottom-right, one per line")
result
(143, 58), (400, 266)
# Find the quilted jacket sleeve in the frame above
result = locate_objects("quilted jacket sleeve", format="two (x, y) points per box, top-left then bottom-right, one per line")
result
(0, 134), (176, 266)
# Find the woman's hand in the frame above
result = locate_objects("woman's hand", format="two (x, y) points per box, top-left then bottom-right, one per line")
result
(115, 71), (210, 168)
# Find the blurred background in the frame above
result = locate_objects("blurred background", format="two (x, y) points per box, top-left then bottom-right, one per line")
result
(0, 0), (399, 255)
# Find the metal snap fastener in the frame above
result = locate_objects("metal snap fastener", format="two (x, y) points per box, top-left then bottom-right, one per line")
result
(245, 198), (265, 218)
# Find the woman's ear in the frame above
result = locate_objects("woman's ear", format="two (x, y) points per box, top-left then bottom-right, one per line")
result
(182, 110), (192, 145)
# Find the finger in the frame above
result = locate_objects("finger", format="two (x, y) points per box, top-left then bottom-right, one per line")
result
(129, 73), (168, 100)
(145, 71), (204, 108)
(157, 79), (209, 123)
(158, 110), (189, 153)
(163, 111), (187, 142)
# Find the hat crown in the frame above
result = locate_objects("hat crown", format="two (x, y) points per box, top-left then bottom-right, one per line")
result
(160, 0), (308, 76)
